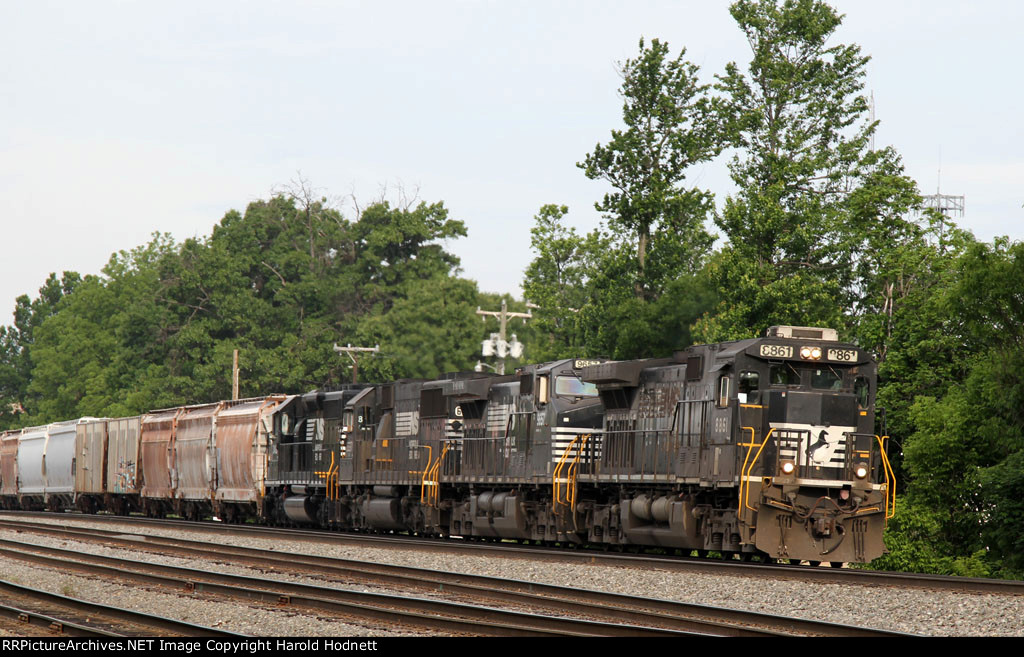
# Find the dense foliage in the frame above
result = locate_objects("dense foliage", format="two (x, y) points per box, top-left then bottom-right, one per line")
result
(2, 0), (1022, 577)
(0, 192), (531, 425)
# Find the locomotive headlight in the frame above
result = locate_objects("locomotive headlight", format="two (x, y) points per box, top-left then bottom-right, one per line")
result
(855, 464), (869, 479)
(781, 461), (796, 475)
(800, 346), (822, 360)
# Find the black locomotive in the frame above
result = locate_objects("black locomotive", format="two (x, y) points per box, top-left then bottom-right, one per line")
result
(260, 325), (893, 563)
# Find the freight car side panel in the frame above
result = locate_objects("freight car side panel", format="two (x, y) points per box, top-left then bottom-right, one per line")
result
(107, 416), (141, 495)
(44, 421), (78, 495)
(140, 409), (179, 499)
(17, 427), (49, 494)
(0, 431), (19, 496)
(216, 398), (281, 503)
(75, 419), (108, 495)
(175, 403), (221, 501)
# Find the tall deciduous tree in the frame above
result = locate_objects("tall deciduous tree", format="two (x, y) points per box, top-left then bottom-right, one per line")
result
(0, 272), (81, 427)
(522, 204), (606, 360)
(697, 0), (919, 342)
(579, 37), (724, 301)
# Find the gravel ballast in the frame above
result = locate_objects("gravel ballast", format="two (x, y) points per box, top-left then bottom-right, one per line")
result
(1, 516), (1022, 637)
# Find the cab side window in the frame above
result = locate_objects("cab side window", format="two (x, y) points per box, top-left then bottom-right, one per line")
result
(738, 371), (760, 404)
(717, 375), (730, 408)
(854, 376), (870, 409)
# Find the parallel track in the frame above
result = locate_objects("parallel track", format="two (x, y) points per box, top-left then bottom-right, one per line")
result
(0, 515), (913, 637)
(0, 577), (239, 637)
(3, 510), (1018, 597)
(0, 534), (700, 637)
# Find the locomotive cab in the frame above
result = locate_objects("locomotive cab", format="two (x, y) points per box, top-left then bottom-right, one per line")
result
(516, 359), (606, 477)
(732, 326), (893, 563)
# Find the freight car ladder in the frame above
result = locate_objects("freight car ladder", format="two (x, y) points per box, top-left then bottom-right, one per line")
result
(552, 434), (588, 530)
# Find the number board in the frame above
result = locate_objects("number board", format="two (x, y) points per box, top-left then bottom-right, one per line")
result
(826, 348), (858, 363)
(758, 344), (793, 358)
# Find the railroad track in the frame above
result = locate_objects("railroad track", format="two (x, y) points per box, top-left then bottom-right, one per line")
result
(0, 533), (700, 637)
(3, 510), (1019, 597)
(0, 577), (239, 637)
(0, 517), (909, 637)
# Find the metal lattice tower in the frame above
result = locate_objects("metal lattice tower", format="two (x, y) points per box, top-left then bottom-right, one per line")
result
(921, 192), (965, 221)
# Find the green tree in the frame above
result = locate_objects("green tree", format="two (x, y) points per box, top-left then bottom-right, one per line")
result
(13, 189), (474, 415)
(526, 39), (724, 361)
(875, 237), (1024, 577)
(579, 37), (724, 301)
(697, 0), (919, 342)
(345, 199), (467, 316)
(0, 272), (81, 426)
(522, 204), (607, 360)
(354, 276), (484, 381)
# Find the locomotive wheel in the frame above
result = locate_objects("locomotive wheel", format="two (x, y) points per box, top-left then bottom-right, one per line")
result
(830, 561), (844, 569)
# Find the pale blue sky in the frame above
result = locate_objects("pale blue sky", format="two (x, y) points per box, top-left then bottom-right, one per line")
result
(2, 1), (1021, 322)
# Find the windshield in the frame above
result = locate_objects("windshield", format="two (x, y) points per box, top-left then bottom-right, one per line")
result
(810, 367), (843, 390)
(555, 376), (598, 397)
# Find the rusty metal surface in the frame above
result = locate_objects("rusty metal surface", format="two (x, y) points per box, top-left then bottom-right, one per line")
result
(140, 409), (180, 500)
(174, 403), (221, 501)
(0, 431), (19, 496)
(106, 416), (141, 495)
(75, 419), (108, 494)
(215, 397), (282, 503)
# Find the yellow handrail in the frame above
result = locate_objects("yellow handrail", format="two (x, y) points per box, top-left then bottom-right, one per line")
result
(552, 434), (588, 519)
(876, 435), (896, 520)
(419, 445), (434, 505)
(430, 443), (448, 507)
(738, 426), (757, 521)
(315, 451), (339, 500)
(741, 428), (775, 514)
(420, 443), (449, 508)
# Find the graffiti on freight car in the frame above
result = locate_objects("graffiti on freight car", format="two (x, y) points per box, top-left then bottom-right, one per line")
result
(113, 459), (137, 493)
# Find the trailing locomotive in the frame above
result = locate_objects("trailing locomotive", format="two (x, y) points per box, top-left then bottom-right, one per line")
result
(0, 326), (893, 564)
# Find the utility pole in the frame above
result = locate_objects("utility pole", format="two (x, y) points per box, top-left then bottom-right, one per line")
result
(333, 343), (380, 384)
(232, 349), (239, 400)
(476, 300), (531, 375)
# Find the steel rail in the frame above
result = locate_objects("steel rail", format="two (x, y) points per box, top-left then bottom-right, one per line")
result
(0, 577), (234, 637)
(0, 518), (868, 637)
(0, 536), (697, 637)
(0, 599), (123, 637)
(5, 510), (1020, 596)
